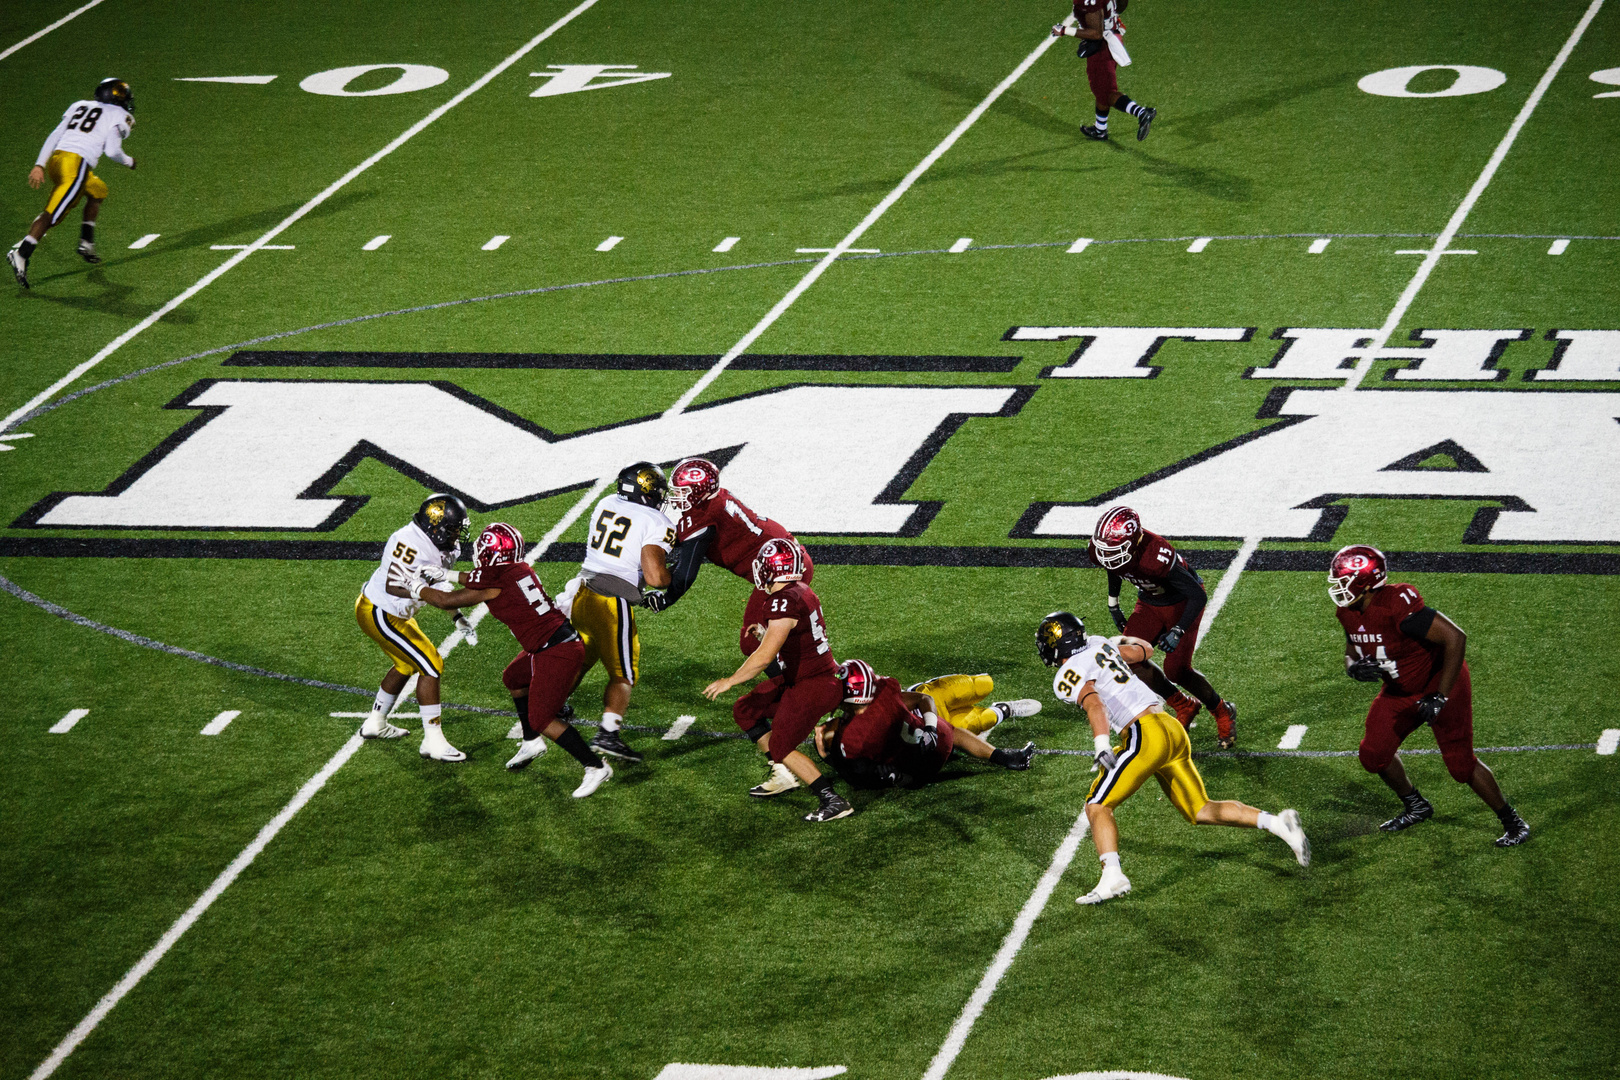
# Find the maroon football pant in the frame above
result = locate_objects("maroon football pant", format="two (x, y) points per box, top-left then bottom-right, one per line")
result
(1086, 51), (1119, 114)
(733, 672), (844, 764)
(1359, 664), (1477, 782)
(1124, 600), (1202, 683)
(502, 640), (586, 731)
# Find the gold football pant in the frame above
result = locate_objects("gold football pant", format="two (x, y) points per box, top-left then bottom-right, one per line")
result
(355, 595), (443, 678)
(1086, 710), (1211, 823)
(909, 673), (1000, 734)
(44, 151), (107, 225)
(571, 585), (639, 684)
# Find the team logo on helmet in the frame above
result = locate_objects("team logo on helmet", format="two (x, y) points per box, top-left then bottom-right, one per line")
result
(838, 659), (879, 704)
(413, 493), (472, 553)
(665, 456), (721, 514)
(474, 522), (524, 568)
(1035, 611), (1087, 667)
(1328, 544), (1388, 607)
(1092, 505), (1142, 570)
(617, 461), (668, 508)
(752, 537), (805, 588)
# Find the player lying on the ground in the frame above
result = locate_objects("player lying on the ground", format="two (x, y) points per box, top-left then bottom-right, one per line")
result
(9, 79), (137, 288)
(1051, 0), (1156, 142)
(1038, 611), (1310, 905)
(1088, 504), (1239, 747)
(701, 538), (853, 822)
(647, 455), (814, 612)
(812, 660), (1037, 789)
(355, 494), (475, 762)
(408, 523), (612, 797)
(1329, 545), (1529, 846)
(903, 672), (1042, 735)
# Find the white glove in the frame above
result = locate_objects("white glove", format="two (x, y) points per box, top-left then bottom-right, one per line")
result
(406, 574), (427, 601)
(417, 565), (449, 584)
(1092, 732), (1117, 773)
(1051, 22), (1072, 37)
(455, 614), (478, 647)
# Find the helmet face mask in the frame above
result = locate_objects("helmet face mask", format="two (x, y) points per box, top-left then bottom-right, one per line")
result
(1036, 611), (1088, 667)
(413, 493), (472, 553)
(618, 461), (668, 508)
(1092, 505), (1142, 570)
(665, 456), (720, 514)
(838, 659), (879, 704)
(94, 78), (133, 111)
(1328, 544), (1388, 607)
(474, 522), (523, 568)
(751, 537), (805, 589)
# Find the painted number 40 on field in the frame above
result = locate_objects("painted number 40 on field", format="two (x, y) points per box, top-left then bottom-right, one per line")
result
(529, 64), (670, 97)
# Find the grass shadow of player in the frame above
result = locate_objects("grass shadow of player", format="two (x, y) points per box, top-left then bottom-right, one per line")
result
(784, 142), (1105, 205)
(1169, 71), (1354, 148)
(16, 266), (199, 323)
(906, 69), (1080, 137)
(1093, 138), (1256, 203)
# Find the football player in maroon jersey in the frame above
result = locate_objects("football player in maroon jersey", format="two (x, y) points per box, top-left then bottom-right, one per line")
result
(701, 538), (852, 822)
(812, 659), (1036, 789)
(408, 523), (612, 797)
(1089, 505), (1239, 747)
(1052, 0), (1156, 142)
(1330, 545), (1529, 846)
(644, 456), (813, 612)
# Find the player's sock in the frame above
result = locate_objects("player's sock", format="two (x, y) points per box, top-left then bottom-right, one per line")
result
(1495, 803), (1519, 826)
(1256, 810), (1277, 833)
(1093, 111), (1109, 133)
(600, 711), (623, 732)
(555, 725), (604, 768)
(1099, 851), (1122, 872)
(371, 688), (399, 716)
(514, 694), (536, 740)
(1402, 787), (1428, 810)
(420, 703), (442, 728)
(808, 775), (834, 797)
(80, 221), (96, 244)
(989, 747), (1016, 768)
(1115, 94), (1147, 119)
(19, 237), (38, 260)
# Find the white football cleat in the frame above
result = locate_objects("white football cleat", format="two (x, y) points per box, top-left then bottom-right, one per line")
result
(748, 760), (802, 797)
(506, 721), (524, 740)
(419, 728), (466, 763)
(573, 761), (612, 798)
(360, 713), (409, 739)
(506, 737), (548, 771)
(995, 699), (1043, 719)
(1077, 868), (1132, 905)
(1277, 808), (1311, 867)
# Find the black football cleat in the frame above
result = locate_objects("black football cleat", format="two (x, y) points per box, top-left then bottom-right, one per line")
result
(804, 790), (854, 822)
(1380, 793), (1434, 832)
(589, 729), (643, 763)
(557, 700), (576, 721)
(1494, 811), (1530, 847)
(1136, 106), (1157, 141)
(1000, 742), (1037, 771)
(77, 240), (102, 264)
(1080, 124), (1109, 141)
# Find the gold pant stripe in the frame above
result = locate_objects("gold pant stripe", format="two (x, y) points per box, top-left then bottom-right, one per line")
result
(44, 152), (106, 224)
(355, 595), (442, 677)
(572, 586), (639, 684)
(1085, 710), (1210, 823)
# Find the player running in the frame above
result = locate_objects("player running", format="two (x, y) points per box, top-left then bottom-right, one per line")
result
(558, 462), (675, 764)
(647, 456), (814, 611)
(355, 494), (475, 762)
(702, 538), (852, 822)
(1038, 611), (1310, 905)
(1052, 1), (1156, 142)
(1089, 505), (1239, 746)
(813, 660), (1037, 789)
(409, 523), (612, 797)
(9, 79), (138, 287)
(1329, 545), (1529, 846)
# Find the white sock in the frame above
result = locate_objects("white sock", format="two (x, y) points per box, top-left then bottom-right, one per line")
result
(600, 712), (623, 732)
(371, 689), (398, 717)
(1257, 811), (1278, 834)
(421, 703), (443, 728)
(1094, 111), (1109, 131)
(1099, 851), (1121, 872)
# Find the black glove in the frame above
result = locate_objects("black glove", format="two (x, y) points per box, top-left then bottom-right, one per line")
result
(642, 589), (669, 612)
(1155, 626), (1184, 655)
(912, 726), (939, 750)
(763, 658), (786, 680)
(1346, 656), (1384, 682)
(1095, 747), (1118, 773)
(1108, 604), (1127, 632)
(1416, 693), (1447, 723)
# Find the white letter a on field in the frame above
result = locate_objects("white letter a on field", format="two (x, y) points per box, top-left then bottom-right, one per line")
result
(529, 65), (671, 98)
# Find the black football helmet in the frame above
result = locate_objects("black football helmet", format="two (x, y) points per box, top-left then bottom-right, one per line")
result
(617, 461), (667, 507)
(413, 493), (471, 552)
(94, 78), (134, 111)
(1036, 611), (1087, 667)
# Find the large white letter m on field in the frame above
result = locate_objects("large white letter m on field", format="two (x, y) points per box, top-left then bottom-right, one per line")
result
(1023, 389), (1620, 544)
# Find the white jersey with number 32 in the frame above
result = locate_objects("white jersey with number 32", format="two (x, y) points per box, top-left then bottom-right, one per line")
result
(1052, 635), (1165, 733)
(580, 494), (675, 590)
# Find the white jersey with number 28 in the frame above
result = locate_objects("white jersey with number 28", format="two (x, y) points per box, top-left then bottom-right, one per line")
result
(1052, 635), (1165, 733)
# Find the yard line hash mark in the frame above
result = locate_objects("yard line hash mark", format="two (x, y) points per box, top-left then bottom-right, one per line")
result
(1066, 237), (1093, 253)
(949, 238), (973, 253)
(1187, 237), (1211, 253)
(1548, 238), (1570, 254)
(1309, 238), (1331, 253)
(712, 237), (739, 252)
(363, 235), (391, 250)
(663, 715), (697, 741)
(200, 710), (241, 736)
(482, 235), (511, 251)
(128, 234), (160, 249)
(596, 235), (624, 251)
(211, 244), (294, 251)
(0, 0), (109, 63)
(0, 0), (607, 438)
(1340, 0), (1606, 392)
(1278, 725), (1309, 750)
(49, 709), (89, 734)
(1598, 729), (1619, 755)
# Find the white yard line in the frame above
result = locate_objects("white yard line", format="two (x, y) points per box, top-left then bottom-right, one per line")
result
(49, 709), (89, 734)
(0, 0), (605, 437)
(1340, 0), (1605, 391)
(0, 0), (108, 62)
(199, 710), (241, 736)
(1201, 535), (1262, 634)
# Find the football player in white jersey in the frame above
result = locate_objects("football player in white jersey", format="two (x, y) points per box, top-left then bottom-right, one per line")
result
(9, 79), (138, 288)
(557, 462), (674, 763)
(1037, 612), (1310, 905)
(355, 494), (475, 761)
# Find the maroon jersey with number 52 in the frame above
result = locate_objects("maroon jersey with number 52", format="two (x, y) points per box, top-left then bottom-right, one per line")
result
(464, 561), (567, 652)
(740, 581), (837, 684)
(676, 487), (799, 581)
(1335, 582), (1441, 697)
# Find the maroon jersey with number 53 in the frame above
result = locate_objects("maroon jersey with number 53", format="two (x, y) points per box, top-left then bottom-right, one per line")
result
(1335, 582), (1440, 697)
(676, 487), (799, 581)
(464, 561), (567, 652)
(740, 581), (837, 684)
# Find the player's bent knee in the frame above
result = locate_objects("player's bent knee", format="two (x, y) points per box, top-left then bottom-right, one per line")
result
(1446, 754), (1479, 783)
(1358, 741), (1391, 774)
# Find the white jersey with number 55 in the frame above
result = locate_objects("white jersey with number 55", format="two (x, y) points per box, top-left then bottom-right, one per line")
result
(362, 521), (459, 620)
(580, 494), (675, 591)
(1052, 635), (1165, 733)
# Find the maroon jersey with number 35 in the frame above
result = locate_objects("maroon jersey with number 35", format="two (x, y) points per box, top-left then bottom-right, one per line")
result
(676, 487), (799, 581)
(1087, 528), (1204, 606)
(464, 561), (567, 652)
(1335, 582), (1440, 697)
(740, 581), (837, 684)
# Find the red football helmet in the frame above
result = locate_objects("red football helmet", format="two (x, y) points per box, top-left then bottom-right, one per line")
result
(839, 659), (880, 704)
(665, 456), (721, 514)
(752, 537), (805, 588)
(473, 522), (524, 568)
(1092, 505), (1143, 570)
(1328, 544), (1387, 607)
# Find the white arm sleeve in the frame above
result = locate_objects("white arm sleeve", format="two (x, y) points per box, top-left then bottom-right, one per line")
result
(103, 120), (135, 168)
(35, 113), (69, 168)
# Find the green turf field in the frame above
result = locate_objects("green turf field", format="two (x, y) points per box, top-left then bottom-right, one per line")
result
(3, 2), (1619, 1078)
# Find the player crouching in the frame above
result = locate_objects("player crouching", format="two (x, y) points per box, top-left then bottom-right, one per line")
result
(815, 660), (1037, 789)
(1038, 612), (1310, 904)
(411, 523), (611, 797)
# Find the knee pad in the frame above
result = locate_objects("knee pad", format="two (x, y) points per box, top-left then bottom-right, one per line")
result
(741, 721), (771, 743)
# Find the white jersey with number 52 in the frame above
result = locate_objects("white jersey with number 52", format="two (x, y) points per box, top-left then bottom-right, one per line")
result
(580, 494), (675, 590)
(1052, 635), (1165, 733)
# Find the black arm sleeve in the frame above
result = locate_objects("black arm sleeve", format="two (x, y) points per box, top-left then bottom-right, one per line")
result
(1107, 571), (1122, 600)
(1400, 607), (1439, 640)
(1164, 564), (1208, 631)
(659, 528), (714, 608)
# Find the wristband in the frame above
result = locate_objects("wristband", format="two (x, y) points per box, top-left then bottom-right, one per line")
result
(1107, 597), (1120, 607)
(1093, 733), (1112, 755)
(922, 711), (939, 730)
